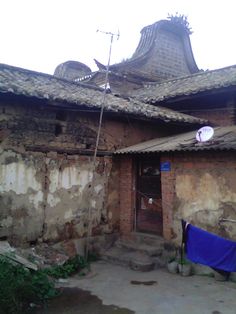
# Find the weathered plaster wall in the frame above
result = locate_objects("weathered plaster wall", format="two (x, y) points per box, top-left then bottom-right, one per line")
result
(44, 155), (112, 241)
(0, 149), (112, 244)
(161, 152), (236, 243)
(0, 150), (45, 244)
(0, 99), (170, 245)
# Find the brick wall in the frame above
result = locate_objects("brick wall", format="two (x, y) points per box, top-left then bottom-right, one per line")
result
(119, 155), (134, 235)
(0, 101), (171, 153)
(118, 154), (175, 239)
(171, 96), (236, 127)
(160, 155), (176, 240)
(187, 108), (235, 126)
(118, 151), (236, 243)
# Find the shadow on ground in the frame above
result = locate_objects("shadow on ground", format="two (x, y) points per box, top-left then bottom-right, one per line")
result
(36, 287), (134, 314)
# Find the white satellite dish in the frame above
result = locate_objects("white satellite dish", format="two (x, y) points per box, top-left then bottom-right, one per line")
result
(196, 126), (214, 142)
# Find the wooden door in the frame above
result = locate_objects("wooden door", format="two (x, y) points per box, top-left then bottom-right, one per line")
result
(136, 157), (162, 235)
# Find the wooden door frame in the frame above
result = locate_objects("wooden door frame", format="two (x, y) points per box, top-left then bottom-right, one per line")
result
(134, 155), (163, 235)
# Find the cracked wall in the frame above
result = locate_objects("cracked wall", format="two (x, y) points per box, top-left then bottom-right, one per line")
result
(0, 150), (45, 244)
(0, 149), (112, 244)
(0, 99), (168, 245)
(43, 156), (111, 241)
(162, 152), (236, 242)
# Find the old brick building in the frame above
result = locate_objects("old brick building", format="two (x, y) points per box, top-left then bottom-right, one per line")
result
(116, 65), (236, 243)
(1, 17), (236, 253)
(56, 18), (199, 95)
(0, 63), (203, 246)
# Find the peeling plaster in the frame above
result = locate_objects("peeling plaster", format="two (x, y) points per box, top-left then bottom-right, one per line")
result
(0, 151), (44, 243)
(44, 160), (108, 241)
(29, 191), (44, 208)
(49, 166), (93, 194)
(175, 173), (220, 219)
(0, 216), (13, 228)
(94, 184), (103, 194)
(47, 193), (60, 207)
(0, 161), (42, 195)
(90, 200), (96, 208)
(64, 209), (73, 220)
(174, 169), (236, 241)
(0, 149), (111, 244)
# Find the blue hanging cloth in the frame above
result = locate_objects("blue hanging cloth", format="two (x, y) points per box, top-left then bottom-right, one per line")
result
(183, 221), (236, 272)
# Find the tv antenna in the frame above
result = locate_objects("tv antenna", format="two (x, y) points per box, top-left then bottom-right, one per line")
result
(95, 29), (120, 72)
(96, 29), (120, 41)
(85, 28), (120, 261)
(93, 28), (120, 152)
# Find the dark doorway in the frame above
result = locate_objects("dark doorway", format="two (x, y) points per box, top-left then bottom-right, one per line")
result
(135, 157), (162, 235)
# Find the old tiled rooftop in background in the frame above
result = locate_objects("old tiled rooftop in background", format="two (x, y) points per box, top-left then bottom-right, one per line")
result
(0, 63), (206, 125)
(131, 65), (236, 104)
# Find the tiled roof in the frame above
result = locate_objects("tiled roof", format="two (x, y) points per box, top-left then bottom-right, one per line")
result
(115, 126), (236, 154)
(109, 20), (198, 76)
(131, 65), (236, 103)
(0, 63), (206, 125)
(82, 20), (198, 85)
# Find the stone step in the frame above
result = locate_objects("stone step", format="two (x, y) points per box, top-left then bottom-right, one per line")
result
(101, 247), (133, 267)
(101, 246), (155, 271)
(115, 239), (163, 257)
(122, 232), (165, 247)
(122, 232), (177, 257)
(101, 233), (175, 271)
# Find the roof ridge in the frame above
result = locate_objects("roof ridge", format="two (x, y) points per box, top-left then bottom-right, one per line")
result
(0, 63), (104, 92)
(147, 64), (236, 87)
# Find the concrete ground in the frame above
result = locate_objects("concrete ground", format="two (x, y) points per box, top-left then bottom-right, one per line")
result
(57, 261), (236, 314)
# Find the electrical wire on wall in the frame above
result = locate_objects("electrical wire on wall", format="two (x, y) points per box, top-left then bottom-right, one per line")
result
(85, 30), (119, 261)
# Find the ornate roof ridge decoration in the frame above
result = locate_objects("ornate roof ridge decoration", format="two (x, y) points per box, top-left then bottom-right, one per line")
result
(78, 18), (199, 92)
(167, 13), (193, 35)
(109, 19), (198, 74)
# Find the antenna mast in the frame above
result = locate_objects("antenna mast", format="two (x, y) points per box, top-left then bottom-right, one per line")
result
(85, 29), (119, 261)
(93, 29), (119, 158)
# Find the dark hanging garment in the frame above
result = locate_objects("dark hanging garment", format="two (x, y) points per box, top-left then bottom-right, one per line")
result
(183, 221), (236, 272)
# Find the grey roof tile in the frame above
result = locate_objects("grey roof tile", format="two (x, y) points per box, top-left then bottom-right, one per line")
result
(0, 63), (206, 125)
(115, 126), (236, 154)
(131, 65), (236, 103)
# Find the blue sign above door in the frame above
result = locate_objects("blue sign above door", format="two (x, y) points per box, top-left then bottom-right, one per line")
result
(160, 161), (171, 172)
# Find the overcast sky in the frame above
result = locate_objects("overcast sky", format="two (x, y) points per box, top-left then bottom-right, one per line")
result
(1, 0), (236, 75)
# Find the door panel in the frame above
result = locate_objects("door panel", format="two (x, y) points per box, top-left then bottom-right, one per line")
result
(136, 158), (162, 235)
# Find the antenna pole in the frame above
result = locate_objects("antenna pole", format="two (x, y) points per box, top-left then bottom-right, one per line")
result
(85, 29), (119, 261)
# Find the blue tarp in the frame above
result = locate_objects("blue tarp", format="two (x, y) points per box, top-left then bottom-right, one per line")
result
(186, 224), (236, 272)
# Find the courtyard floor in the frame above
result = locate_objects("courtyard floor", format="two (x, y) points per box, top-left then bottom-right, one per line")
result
(41, 261), (236, 314)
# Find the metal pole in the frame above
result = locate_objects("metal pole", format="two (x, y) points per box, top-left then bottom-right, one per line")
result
(219, 218), (236, 223)
(85, 30), (119, 261)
